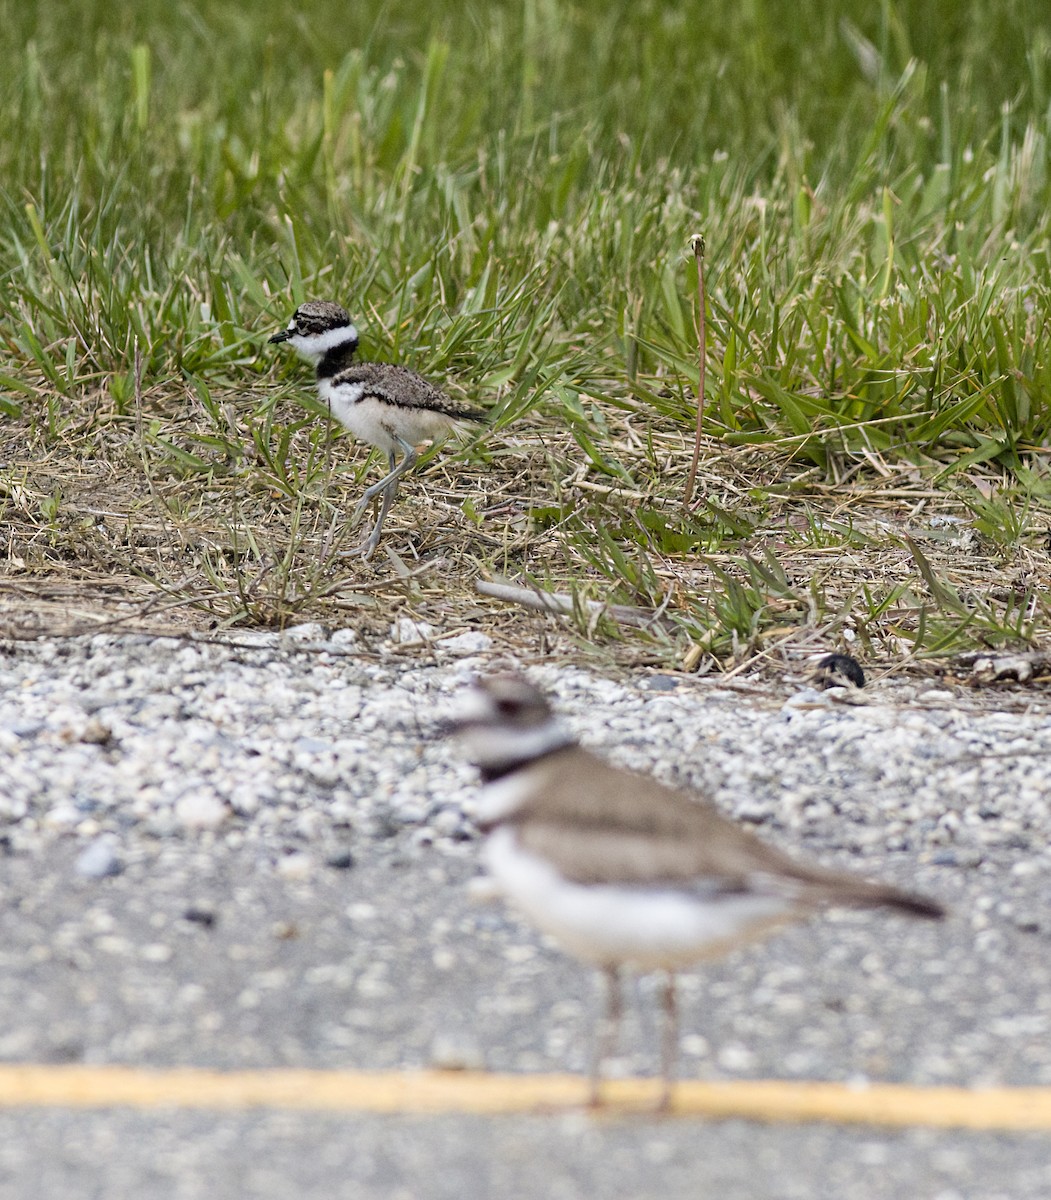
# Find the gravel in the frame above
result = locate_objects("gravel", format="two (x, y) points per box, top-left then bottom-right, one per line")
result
(2, 626), (1051, 1196)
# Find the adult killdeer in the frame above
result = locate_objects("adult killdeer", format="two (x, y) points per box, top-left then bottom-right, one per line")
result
(268, 300), (487, 558)
(448, 675), (944, 1109)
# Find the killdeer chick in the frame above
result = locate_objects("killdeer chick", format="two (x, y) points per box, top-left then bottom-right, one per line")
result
(268, 300), (487, 559)
(449, 675), (944, 1110)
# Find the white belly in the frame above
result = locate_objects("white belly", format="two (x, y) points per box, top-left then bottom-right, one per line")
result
(483, 827), (796, 971)
(318, 381), (459, 454)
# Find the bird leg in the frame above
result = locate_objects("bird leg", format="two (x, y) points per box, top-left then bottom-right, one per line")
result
(354, 480), (398, 561)
(351, 440), (418, 526)
(657, 972), (678, 1112)
(588, 965), (622, 1108)
(346, 438), (418, 558)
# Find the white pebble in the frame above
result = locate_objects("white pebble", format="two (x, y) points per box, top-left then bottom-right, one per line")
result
(75, 837), (122, 879)
(174, 794), (229, 831)
(276, 853), (313, 881)
(437, 631), (494, 656)
(389, 618), (437, 644)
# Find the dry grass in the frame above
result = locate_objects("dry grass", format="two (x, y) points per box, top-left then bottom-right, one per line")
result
(2, 379), (1047, 682)
(4, 1), (1051, 679)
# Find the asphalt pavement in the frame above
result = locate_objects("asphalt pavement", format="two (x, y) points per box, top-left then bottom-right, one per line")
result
(1, 632), (1050, 1197)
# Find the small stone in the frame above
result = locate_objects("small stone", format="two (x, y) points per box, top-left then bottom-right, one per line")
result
(80, 718), (114, 745)
(141, 943), (173, 963)
(429, 1032), (486, 1072)
(370, 809), (402, 840)
(183, 906), (217, 928)
(75, 837), (122, 879)
(174, 794), (229, 831)
(931, 847), (984, 868)
(732, 799), (771, 824)
(430, 808), (462, 837)
(680, 1034), (710, 1058)
(43, 804), (80, 830)
(1011, 860), (1042, 877)
(6, 719), (43, 738)
(389, 618), (436, 645)
(781, 689), (833, 712)
(0, 796), (27, 821)
(806, 653), (866, 689)
(716, 1043), (757, 1072)
(436, 631), (493, 656)
(282, 622), (328, 643)
(276, 852), (313, 881)
(468, 876), (503, 903)
(94, 934), (133, 956)
(1014, 913), (1041, 934)
(294, 737), (332, 756)
(503, 944), (537, 964)
(641, 674), (680, 692)
(325, 850), (355, 870)
(972, 653), (1035, 683)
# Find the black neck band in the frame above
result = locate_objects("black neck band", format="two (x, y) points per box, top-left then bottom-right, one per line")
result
(477, 740), (573, 785)
(316, 340), (360, 379)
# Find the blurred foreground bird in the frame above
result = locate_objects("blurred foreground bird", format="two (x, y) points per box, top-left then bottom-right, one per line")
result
(448, 675), (945, 1109)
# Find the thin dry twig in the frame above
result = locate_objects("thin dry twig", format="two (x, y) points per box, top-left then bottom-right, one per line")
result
(683, 233), (706, 509)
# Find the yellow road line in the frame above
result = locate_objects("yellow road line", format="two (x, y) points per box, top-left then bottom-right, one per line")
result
(0, 1066), (1048, 1129)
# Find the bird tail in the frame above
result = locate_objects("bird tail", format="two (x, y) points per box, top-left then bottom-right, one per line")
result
(832, 879), (945, 920)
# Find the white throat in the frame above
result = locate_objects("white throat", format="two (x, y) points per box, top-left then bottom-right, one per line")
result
(460, 720), (573, 775)
(286, 324), (359, 362)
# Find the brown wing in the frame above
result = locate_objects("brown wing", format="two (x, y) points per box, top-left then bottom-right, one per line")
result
(333, 363), (487, 423)
(510, 750), (943, 918)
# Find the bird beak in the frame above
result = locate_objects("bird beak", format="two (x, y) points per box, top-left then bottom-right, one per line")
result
(268, 329), (292, 344)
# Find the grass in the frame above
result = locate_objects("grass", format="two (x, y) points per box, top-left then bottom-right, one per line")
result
(2, 0), (1051, 672)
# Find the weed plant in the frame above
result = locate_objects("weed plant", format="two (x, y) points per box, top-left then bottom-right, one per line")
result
(2, 0), (1051, 666)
